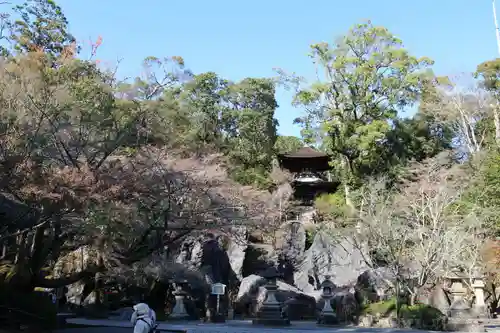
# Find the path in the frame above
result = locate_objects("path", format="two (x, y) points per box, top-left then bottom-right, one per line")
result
(58, 327), (444, 333)
(60, 318), (447, 333)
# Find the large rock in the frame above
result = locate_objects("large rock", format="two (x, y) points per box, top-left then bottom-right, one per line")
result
(175, 235), (203, 269)
(276, 221), (306, 285)
(53, 245), (99, 277)
(294, 231), (368, 293)
(66, 282), (85, 305)
(226, 226), (248, 280)
(201, 235), (232, 284)
(235, 274), (316, 320)
(241, 243), (275, 277)
(355, 268), (395, 303)
(53, 246), (100, 306)
(175, 233), (234, 285)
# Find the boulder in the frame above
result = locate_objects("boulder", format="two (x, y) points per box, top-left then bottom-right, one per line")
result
(175, 233), (234, 285)
(241, 243), (275, 277)
(175, 235), (203, 270)
(226, 226), (248, 280)
(53, 246), (100, 306)
(294, 231), (368, 292)
(355, 268), (395, 303)
(277, 221), (306, 285)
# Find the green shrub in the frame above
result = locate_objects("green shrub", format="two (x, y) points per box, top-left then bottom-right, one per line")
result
(361, 298), (397, 316)
(400, 303), (445, 330)
(360, 298), (445, 330)
(314, 191), (353, 226)
(304, 226), (317, 250)
(228, 166), (271, 189)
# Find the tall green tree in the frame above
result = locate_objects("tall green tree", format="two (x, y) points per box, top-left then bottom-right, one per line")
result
(292, 21), (434, 207)
(7, 0), (77, 57)
(274, 135), (303, 154)
(180, 72), (228, 147)
(223, 78), (279, 186)
(476, 58), (500, 148)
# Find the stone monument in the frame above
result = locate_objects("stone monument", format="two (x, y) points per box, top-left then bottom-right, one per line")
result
(169, 280), (190, 320)
(472, 272), (486, 317)
(317, 275), (338, 325)
(444, 269), (486, 332)
(252, 266), (290, 326)
(446, 268), (472, 318)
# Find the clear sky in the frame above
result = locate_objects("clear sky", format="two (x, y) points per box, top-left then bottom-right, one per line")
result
(57, 0), (498, 137)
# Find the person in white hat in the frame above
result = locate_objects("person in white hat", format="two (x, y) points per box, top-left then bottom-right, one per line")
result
(130, 303), (157, 333)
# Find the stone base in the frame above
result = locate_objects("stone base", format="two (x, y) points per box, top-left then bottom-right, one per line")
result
(252, 302), (290, 326)
(473, 305), (487, 318)
(252, 318), (291, 326)
(446, 318), (485, 332)
(448, 300), (473, 319)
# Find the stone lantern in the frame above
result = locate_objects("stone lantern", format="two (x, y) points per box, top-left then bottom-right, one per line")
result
(445, 268), (472, 318)
(252, 265), (290, 326)
(471, 270), (486, 316)
(318, 275), (337, 325)
(169, 279), (190, 320)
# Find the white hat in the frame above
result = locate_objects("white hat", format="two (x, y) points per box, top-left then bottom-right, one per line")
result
(133, 303), (150, 316)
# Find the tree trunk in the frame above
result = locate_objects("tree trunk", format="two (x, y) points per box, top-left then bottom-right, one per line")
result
(494, 105), (500, 148)
(341, 157), (355, 212)
(93, 237), (105, 306)
(344, 183), (353, 208)
(409, 292), (417, 306)
(408, 285), (419, 306)
(395, 280), (400, 321)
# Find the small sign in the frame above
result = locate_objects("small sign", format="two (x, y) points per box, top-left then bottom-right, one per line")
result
(211, 283), (226, 295)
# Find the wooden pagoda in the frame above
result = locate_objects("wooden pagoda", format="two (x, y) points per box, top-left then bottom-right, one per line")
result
(277, 147), (340, 205)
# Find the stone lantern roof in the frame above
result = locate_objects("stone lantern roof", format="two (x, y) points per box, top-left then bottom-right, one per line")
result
(320, 275), (336, 290)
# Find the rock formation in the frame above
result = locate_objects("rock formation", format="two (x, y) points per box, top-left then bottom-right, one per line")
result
(294, 230), (368, 293)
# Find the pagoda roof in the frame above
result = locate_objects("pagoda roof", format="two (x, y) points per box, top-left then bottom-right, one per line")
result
(278, 146), (332, 172)
(278, 146), (329, 159)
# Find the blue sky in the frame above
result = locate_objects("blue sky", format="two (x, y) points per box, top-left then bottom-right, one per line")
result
(57, 0), (498, 137)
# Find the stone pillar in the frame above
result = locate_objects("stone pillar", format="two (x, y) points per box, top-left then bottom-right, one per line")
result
(252, 266), (290, 326)
(472, 276), (486, 316)
(317, 275), (338, 325)
(169, 282), (190, 320)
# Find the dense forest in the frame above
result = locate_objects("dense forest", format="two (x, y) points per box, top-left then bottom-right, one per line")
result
(1, 0), (500, 329)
